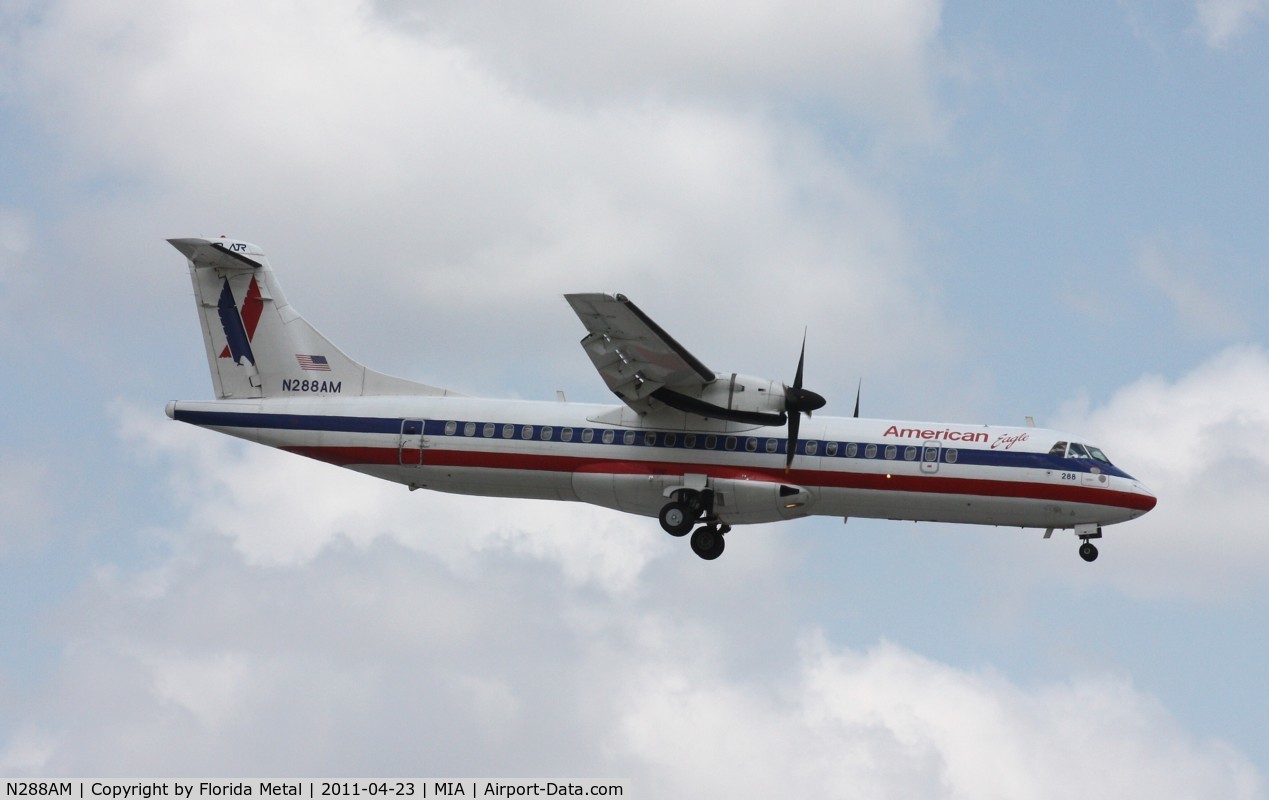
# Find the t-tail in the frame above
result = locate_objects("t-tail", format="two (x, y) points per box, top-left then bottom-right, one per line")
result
(169, 237), (451, 399)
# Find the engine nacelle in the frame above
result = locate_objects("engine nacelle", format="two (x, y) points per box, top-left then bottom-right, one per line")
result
(653, 372), (788, 425)
(712, 478), (814, 525)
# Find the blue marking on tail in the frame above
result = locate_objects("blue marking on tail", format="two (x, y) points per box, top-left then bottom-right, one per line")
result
(217, 278), (256, 366)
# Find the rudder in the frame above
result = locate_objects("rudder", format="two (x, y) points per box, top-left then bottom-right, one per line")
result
(169, 237), (450, 399)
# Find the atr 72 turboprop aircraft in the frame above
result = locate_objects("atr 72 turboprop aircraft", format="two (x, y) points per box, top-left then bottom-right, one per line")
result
(166, 237), (1156, 562)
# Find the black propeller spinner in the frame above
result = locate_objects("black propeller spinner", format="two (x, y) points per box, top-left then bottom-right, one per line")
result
(784, 335), (827, 471)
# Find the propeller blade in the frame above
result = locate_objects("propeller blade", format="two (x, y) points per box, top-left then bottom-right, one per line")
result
(786, 409), (801, 472)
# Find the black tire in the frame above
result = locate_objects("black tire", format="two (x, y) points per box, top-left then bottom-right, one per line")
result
(690, 527), (725, 560)
(1079, 541), (1099, 562)
(659, 501), (695, 536)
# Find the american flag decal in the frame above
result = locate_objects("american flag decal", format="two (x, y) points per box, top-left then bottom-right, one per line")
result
(296, 354), (332, 371)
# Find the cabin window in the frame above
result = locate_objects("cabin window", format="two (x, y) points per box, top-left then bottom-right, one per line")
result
(644, 432), (657, 446)
(623, 430), (635, 445)
(1049, 441), (1068, 456)
(846, 443), (858, 458)
(463, 422), (476, 437)
(725, 436), (737, 451)
(602, 430), (615, 444)
(745, 437), (758, 452)
(502, 424), (515, 439)
(483, 422), (496, 437)
(884, 445), (897, 460)
(806, 440), (818, 456)
(582, 429), (594, 443)
(684, 434), (697, 448)
(765, 438), (778, 454)
(541, 426), (553, 441)
(521, 425), (534, 440)
(945, 448), (958, 463)
(904, 446), (917, 461)
(864, 444), (877, 458)
(561, 427), (574, 442)
(665, 433), (677, 447)
(826, 442), (838, 456)
(923, 446), (938, 462)
(443, 421), (457, 436)
(705, 435), (718, 450)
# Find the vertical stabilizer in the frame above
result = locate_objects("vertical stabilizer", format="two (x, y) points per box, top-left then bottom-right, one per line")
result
(169, 237), (452, 399)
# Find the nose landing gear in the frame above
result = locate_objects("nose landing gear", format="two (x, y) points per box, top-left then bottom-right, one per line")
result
(1075, 524), (1103, 562)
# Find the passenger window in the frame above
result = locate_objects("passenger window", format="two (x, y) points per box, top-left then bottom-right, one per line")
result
(684, 434), (696, 448)
(923, 447), (938, 462)
(864, 444), (877, 458)
(945, 448), (958, 463)
(602, 430), (615, 444)
(904, 446), (917, 461)
(826, 442), (838, 456)
(725, 436), (737, 451)
(561, 428), (574, 442)
(884, 445), (897, 460)
(846, 443), (858, 458)
(645, 432), (657, 446)
(483, 422), (495, 437)
(665, 433), (677, 447)
(582, 429), (594, 443)
(502, 424), (515, 439)
(444, 421), (457, 436)
(463, 422), (476, 437)
(623, 431), (635, 445)
(806, 440), (818, 456)
(541, 426), (553, 441)
(521, 426), (534, 440)
(745, 437), (758, 452)
(705, 435), (718, 450)
(765, 438), (778, 454)
(1049, 441), (1068, 456)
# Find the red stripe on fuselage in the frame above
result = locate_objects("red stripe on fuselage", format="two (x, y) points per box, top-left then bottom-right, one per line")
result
(280, 445), (1156, 512)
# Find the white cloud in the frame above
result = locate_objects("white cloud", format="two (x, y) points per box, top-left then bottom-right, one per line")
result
(1, 0), (959, 398)
(1055, 344), (1269, 600)
(1194, 0), (1268, 47)
(0, 454), (59, 555)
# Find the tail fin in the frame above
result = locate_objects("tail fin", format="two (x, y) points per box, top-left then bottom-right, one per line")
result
(169, 237), (451, 399)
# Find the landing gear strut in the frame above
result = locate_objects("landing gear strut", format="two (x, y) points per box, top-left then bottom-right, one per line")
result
(1076, 524), (1103, 562)
(659, 489), (730, 560)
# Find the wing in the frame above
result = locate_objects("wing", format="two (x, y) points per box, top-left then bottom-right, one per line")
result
(565, 293), (716, 413)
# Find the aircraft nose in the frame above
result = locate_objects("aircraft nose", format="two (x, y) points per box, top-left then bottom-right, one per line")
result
(1133, 480), (1157, 514)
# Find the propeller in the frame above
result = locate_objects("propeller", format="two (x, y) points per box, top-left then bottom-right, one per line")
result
(784, 333), (827, 471)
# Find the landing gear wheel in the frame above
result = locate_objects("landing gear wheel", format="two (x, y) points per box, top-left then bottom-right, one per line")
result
(690, 526), (726, 560)
(659, 501), (696, 537)
(1079, 541), (1099, 562)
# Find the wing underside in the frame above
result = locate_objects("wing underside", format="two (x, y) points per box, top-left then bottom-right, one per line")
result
(564, 293), (716, 413)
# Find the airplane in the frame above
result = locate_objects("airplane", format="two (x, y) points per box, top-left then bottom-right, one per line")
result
(165, 237), (1157, 562)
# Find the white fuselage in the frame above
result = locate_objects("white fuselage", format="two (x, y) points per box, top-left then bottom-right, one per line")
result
(168, 395), (1157, 531)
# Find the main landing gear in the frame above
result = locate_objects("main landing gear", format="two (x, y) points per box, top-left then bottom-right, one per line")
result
(659, 489), (730, 561)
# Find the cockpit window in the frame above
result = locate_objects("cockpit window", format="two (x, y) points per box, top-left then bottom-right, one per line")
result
(1087, 445), (1112, 465)
(1067, 442), (1089, 458)
(1049, 441), (1068, 456)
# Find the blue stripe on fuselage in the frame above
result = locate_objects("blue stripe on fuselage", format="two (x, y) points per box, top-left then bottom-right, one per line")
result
(172, 407), (1135, 479)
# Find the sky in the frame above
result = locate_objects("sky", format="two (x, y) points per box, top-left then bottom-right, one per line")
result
(2, 0), (1268, 795)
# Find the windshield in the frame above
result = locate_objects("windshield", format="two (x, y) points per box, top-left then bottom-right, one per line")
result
(1086, 445), (1113, 465)
(1065, 442), (1114, 465)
